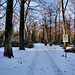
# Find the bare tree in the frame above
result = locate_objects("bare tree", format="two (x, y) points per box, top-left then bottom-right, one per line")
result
(19, 0), (25, 50)
(62, 0), (68, 49)
(55, 10), (57, 44)
(4, 0), (14, 58)
(70, 0), (75, 43)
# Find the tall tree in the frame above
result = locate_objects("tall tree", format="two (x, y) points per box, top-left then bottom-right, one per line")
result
(4, 0), (13, 58)
(31, 23), (37, 43)
(74, 14), (75, 43)
(62, 0), (68, 49)
(55, 10), (57, 44)
(71, 0), (75, 43)
(68, 20), (70, 43)
(58, 2), (61, 43)
(69, 0), (75, 44)
(49, 8), (52, 44)
(44, 17), (49, 42)
(19, 0), (25, 50)
(24, 0), (31, 42)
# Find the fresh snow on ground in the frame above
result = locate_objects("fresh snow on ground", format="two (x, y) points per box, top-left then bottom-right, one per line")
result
(0, 43), (75, 75)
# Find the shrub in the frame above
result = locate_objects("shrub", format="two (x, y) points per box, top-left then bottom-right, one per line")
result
(49, 42), (53, 46)
(0, 39), (4, 47)
(0, 39), (3, 44)
(45, 40), (47, 46)
(72, 40), (75, 48)
(74, 43), (75, 48)
(45, 43), (47, 46)
(53, 41), (58, 45)
(26, 43), (34, 48)
(58, 41), (63, 45)
(24, 39), (29, 47)
(12, 41), (19, 47)
(0, 43), (3, 47)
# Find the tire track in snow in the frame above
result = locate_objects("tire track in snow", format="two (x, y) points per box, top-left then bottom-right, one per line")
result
(26, 51), (39, 75)
(36, 56), (47, 75)
(26, 44), (47, 75)
(44, 51), (64, 75)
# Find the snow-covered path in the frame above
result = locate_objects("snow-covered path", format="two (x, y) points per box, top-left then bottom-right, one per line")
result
(0, 43), (75, 75)
(26, 44), (73, 75)
(26, 50), (64, 75)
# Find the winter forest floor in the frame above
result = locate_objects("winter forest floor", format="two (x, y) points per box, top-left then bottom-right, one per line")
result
(0, 43), (75, 75)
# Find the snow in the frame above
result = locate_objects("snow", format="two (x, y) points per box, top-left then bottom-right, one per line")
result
(0, 43), (75, 75)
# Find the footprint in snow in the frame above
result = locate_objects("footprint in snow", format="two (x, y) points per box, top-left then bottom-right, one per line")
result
(52, 67), (54, 68)
(28, 66), (30, 68)
(37, 68), (39, 70)
(15, 67), (17, 68)
(20, 62), (22, 64)
(47, 68), (48, 69)
(64, 71), (66, 72)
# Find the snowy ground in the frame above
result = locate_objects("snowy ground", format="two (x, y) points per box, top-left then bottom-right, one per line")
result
(0, 43), (75, 75)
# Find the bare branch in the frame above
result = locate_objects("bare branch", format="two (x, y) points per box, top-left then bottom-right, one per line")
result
(13, 0), (18, 9)
(64, 0), (68, 12)
(0, 1), (7, 7)
(0, 13), (6, 19)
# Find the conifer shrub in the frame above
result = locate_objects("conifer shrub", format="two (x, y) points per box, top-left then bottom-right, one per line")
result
(0, 39), (4, 47)
(12, 41), (19, 47)
(26, 43), (34, 48)
(24, 39), (29, 47)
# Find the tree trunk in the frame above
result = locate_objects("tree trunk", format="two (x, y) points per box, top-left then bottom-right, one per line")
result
(62, 0), (66, 49)
(55, 13), (57, 44)
(49, 13), (52, 43)
(58, 8), (60, 43)
(68, 21), (70, 43)
(19, 0), (25, 50)
(74, 15), (75, 42)
(28, 30), (30, 42)
(4, 0), (13, 58)
(25, 30), (27, 40)
(43, 25), (44, 43)
(45, 17), (48, 42)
